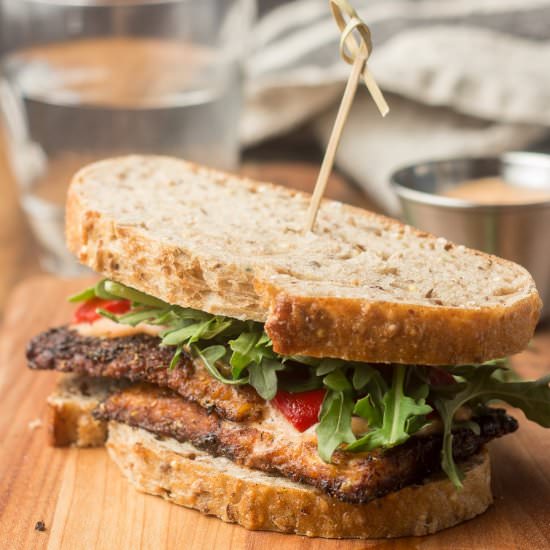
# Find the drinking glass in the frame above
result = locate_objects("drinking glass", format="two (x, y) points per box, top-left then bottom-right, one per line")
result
(0, 0), (254, 274)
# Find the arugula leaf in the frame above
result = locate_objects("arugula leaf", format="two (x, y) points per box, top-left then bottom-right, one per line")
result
(193, 345), (248, 386)
(103, 280), (168, 308)
(355, 366), (388, 402)
(95, 308), (119, 322)
(316, 359), (346, 377)
(381, 366), (432, 446)
(68, 279), (119, 302)
(68, 285), (96, 303)
(162, 317), (233, 347)
(199, 317), (235, 341)
(352, 365), (376, 391)
(353, 394), (382, 428)
(443, 364), (550, 428)
(229, 331), (262, 377)
(248, 359), (284, 400)
(168, 344), (183, 371)
(151, 309), (180, 326)
(117, 308), (167, 326)
(433, 367), (550, 487)
(316, 389), (356, 461)
(162, 321), (210, 346)
(94, 279), (121, 300)
(228, 329), (280, 383)
(323, 369), (353, 392)
(257, 332), (272, 347)
(229, 331), (260, 356)
(347, 365), (432, 452)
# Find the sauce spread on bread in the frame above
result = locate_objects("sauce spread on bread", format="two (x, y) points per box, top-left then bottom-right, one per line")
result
(73, 317), (164, 339)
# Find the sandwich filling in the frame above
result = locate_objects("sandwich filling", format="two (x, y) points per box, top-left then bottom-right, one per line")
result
(27, 279), (550, 498)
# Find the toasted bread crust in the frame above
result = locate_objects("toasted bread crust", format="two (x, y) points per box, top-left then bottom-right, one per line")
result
(107, 422), (493, 538)
(264, 291), (541, 365)
(66, 156), (541, 365)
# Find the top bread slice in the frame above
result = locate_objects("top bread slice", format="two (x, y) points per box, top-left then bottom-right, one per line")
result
(66, 155), (541, 365)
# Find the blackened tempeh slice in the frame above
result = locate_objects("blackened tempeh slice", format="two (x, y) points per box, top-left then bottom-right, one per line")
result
(95, 383), (517, 504)
(27, 326), (264, 422)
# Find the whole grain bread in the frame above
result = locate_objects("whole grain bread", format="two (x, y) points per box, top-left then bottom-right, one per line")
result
(66, 155), (541, 365)
(106, 422), (492, 539)
(47, 374), (125, 447)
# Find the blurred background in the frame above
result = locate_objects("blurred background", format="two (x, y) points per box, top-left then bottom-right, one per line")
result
(1, 0), (550, 317)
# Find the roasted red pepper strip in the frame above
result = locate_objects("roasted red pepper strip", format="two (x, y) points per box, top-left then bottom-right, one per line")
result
(73, 298), (131, 324)
(272, 389), (327, 432)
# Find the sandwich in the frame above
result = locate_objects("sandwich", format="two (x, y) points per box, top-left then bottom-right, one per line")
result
(27, 155), (550, 538)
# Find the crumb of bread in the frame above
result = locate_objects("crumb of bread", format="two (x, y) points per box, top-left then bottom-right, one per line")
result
(28, 418), (43, 431)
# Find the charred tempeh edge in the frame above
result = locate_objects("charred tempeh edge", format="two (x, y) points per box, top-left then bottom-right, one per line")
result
(27, 327), (264, 422)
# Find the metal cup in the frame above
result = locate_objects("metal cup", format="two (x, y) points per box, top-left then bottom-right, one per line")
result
(391, 152), (550, 318)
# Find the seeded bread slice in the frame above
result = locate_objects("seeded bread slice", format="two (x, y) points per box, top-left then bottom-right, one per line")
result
(106, 422), (492, 539)
(66, 155), (541, 365)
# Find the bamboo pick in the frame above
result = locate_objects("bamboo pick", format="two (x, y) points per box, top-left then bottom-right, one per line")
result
(304, 50), (367, 233)
(304, 0), (389, 233)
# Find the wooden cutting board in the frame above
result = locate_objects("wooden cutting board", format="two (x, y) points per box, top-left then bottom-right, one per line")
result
(1, 276), (550, 550)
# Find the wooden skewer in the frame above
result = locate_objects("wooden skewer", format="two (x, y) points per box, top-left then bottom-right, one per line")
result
(304, 0), (389, 233)
(304, 50), (367, 233)
(362, 66), (389, 117)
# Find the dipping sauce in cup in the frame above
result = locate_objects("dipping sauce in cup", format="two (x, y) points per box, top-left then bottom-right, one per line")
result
(442, 176), (550, 205)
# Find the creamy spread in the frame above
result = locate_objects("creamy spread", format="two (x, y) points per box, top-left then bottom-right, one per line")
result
(252, 403), (318, 451)
(348, 407), (473, 439)
(414, 406), (473, 438)
(72, 317), (164, 339)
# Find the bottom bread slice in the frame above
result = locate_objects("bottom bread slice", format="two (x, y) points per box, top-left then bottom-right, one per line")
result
(106, 421), (493, 539)
(44, 375), (493, 538)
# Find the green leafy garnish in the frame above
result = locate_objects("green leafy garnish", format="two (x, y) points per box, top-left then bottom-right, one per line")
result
(432, 363), (550, 487)
(168, 344), (183, 371)
(316, 388), (356, 461)
(103, 280), (167, 308)
(193, 344), (247, 385)
(68, 286), (96, 303)
(229, 332), (262, 377)
(347, 365), (432, 452)
(70, 280), (282, 398)
(248, 359), (285, 400)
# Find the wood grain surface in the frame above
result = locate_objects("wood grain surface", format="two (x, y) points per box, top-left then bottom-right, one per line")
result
(0, 276), (549, 550)
(0, 132), (41, 313)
